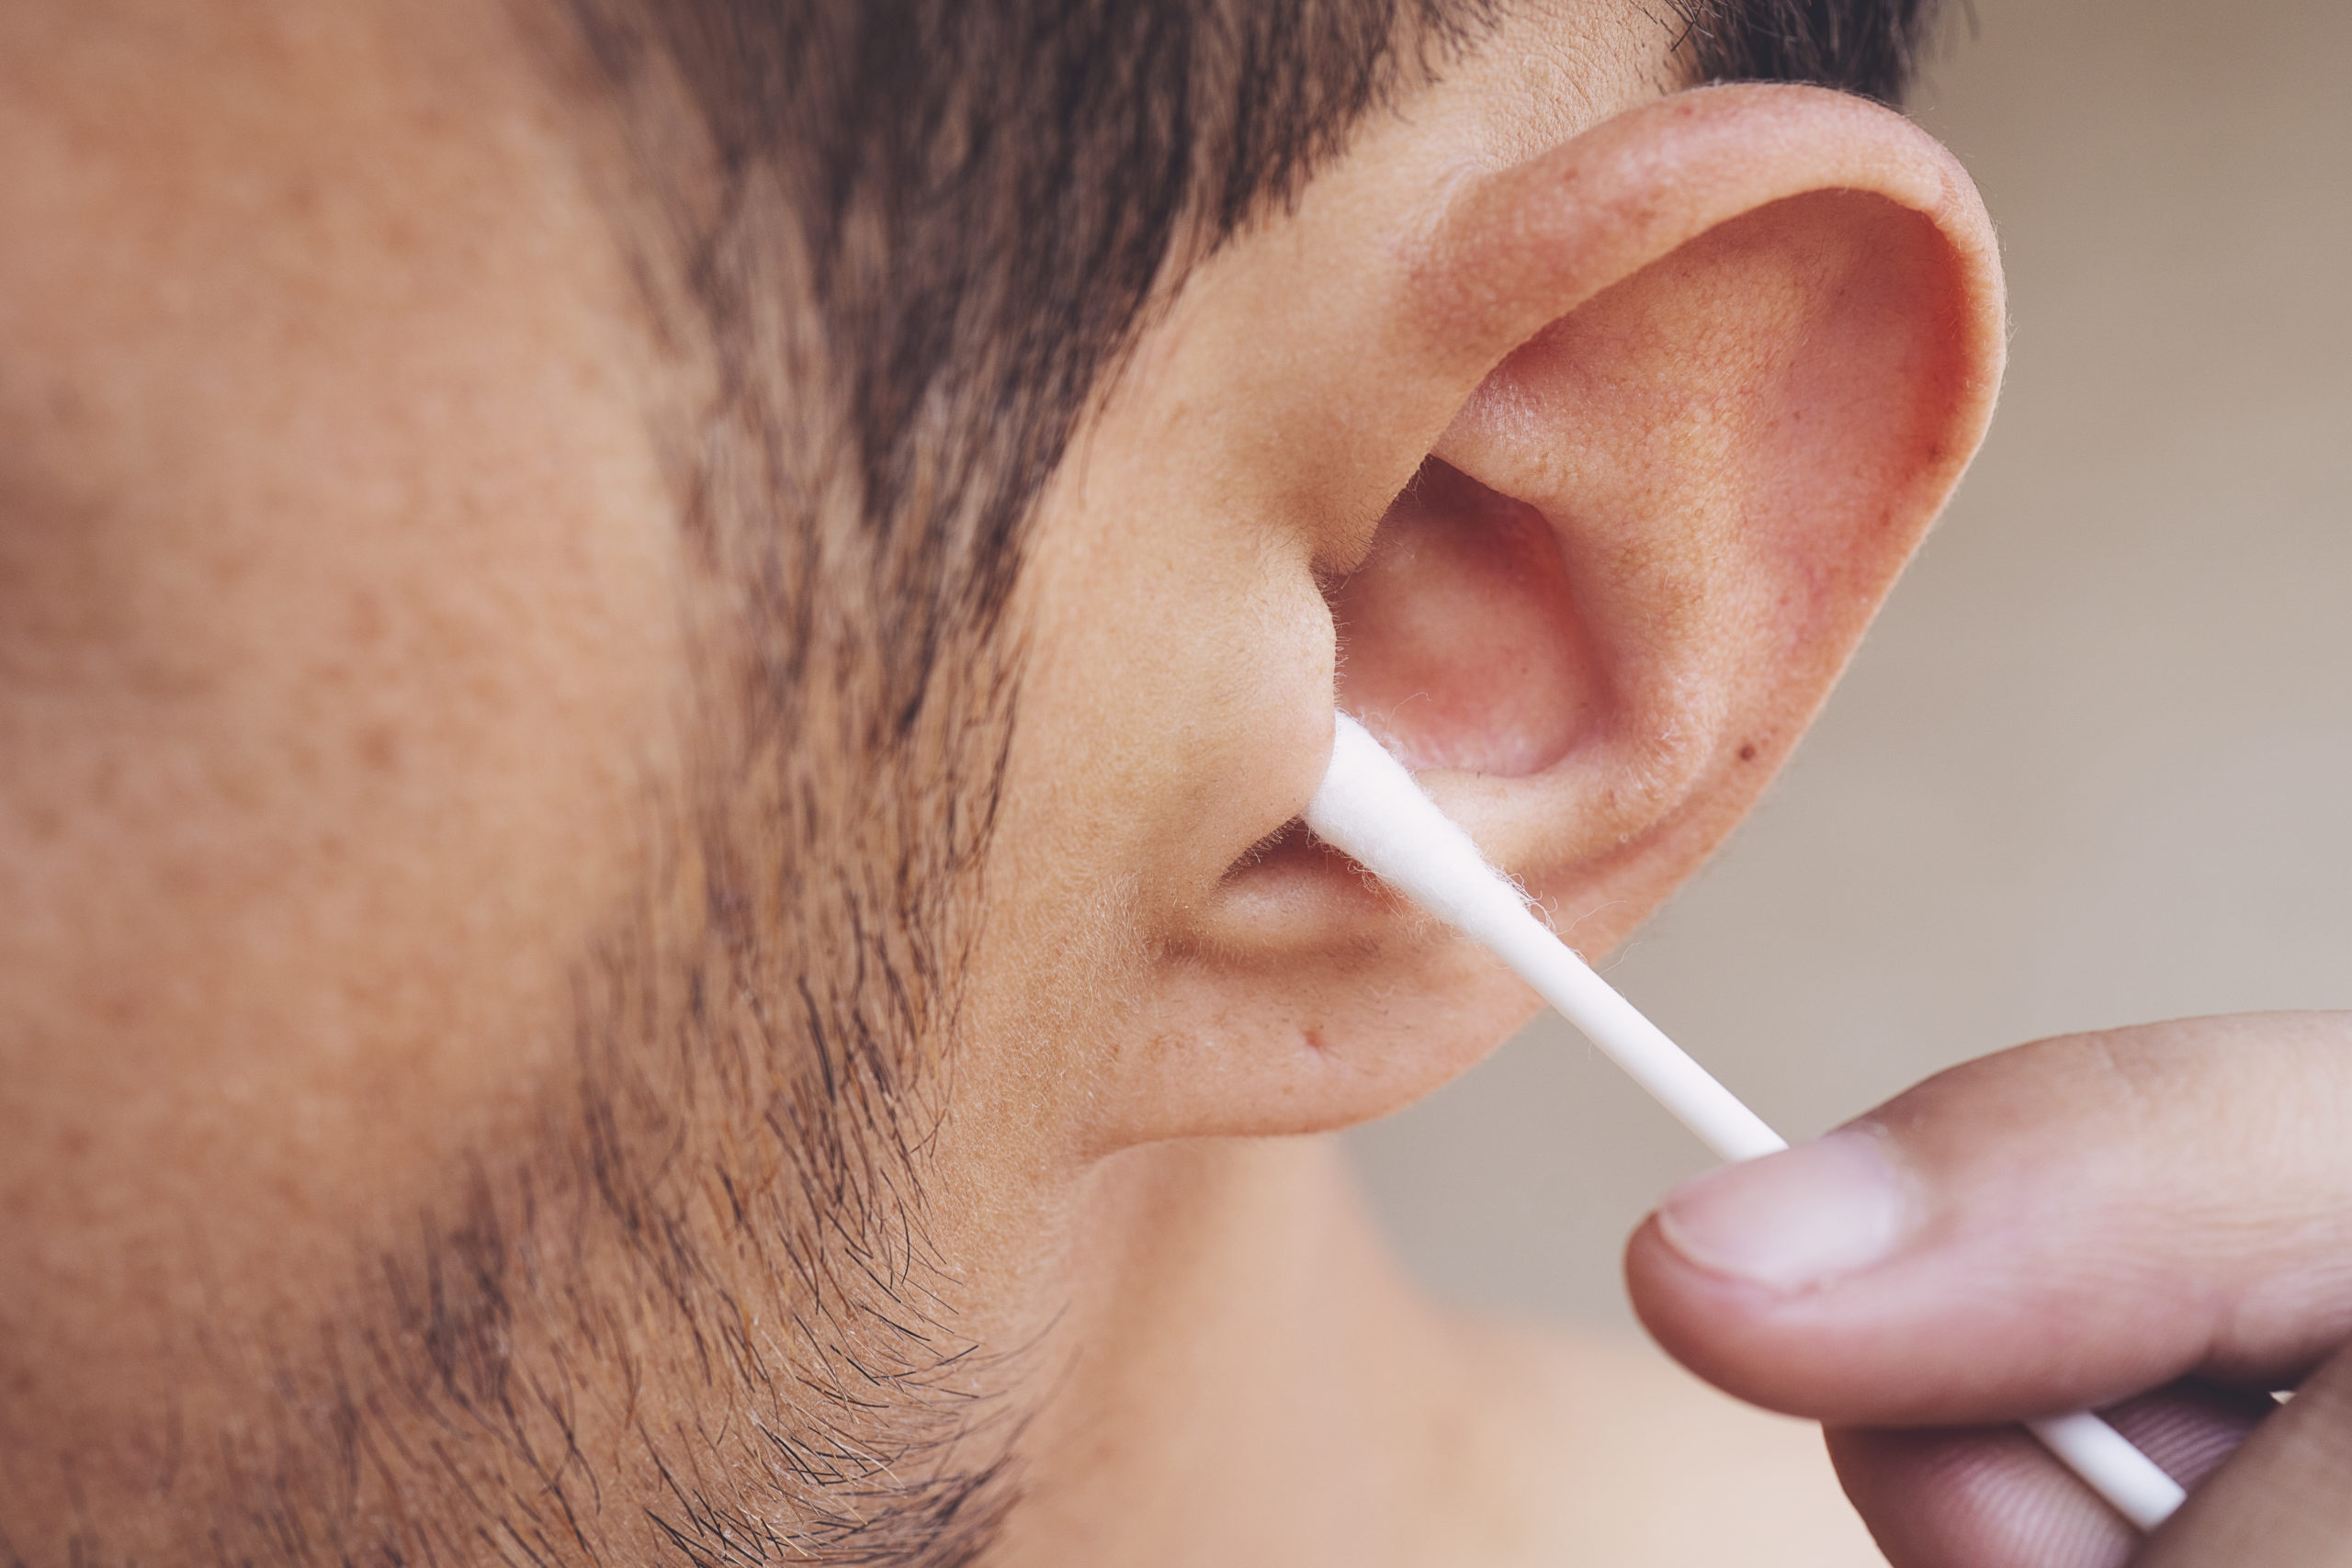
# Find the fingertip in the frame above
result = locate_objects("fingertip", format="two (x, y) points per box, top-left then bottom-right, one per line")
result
(1622, 1208), (1812, 1416)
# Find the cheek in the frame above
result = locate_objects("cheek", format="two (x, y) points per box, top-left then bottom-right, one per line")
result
(0, 27), (689, 1347)
(0, 404), (687, 1410)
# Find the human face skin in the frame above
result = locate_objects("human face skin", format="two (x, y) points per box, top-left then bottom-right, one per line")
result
(0, 4), (1688, 1554)
(0, 0), (2006, 1559)
(0, 0), (689, 1526)
(0, 0), (1647, 1550)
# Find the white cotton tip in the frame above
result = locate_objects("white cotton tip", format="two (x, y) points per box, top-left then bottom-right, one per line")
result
(1302, 710), (2185, 1534)
(1306, 712), (1785, 1164)
(1304, 712), (1536, 950)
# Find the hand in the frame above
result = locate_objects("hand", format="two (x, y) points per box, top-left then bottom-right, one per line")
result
(1623, 1010), (2352, 1566)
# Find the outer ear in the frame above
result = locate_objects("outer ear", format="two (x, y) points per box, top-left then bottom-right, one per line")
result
(1342, 89), (2004, 884)
(1081, 85), (2004, 1152)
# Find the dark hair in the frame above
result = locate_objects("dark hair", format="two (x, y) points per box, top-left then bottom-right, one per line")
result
(1688, 0), (1941, 104)
(561, 0), (1944, 754)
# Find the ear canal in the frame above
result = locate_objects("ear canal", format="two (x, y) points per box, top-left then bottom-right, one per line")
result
(1328, 457), (1602, 777)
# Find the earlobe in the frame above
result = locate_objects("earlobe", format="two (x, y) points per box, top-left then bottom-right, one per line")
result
(1078, 84), (2003, 1155)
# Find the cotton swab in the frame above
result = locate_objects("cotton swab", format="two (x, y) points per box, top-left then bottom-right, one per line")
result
(1303, 711), (2188, 1534)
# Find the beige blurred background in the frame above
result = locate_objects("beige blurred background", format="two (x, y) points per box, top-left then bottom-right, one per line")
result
(1351, 0), (2352, 1330)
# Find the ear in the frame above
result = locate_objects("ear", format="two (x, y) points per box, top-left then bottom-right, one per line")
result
(1029, 85), (2003, 1155)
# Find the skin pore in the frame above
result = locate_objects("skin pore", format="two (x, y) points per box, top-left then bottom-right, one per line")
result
(0, 1), (2008, 1563)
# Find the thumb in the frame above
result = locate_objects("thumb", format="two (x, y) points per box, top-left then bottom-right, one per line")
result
(1625, 1011), (2352, 1427)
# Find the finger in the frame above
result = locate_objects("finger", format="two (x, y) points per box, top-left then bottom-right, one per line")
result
(2137, 1341), (2352, 1566)
(1826, 1382), (2275, 1568)
(1623, 1011), (2352, 1426)
(1827, 1424), (2135, 1568)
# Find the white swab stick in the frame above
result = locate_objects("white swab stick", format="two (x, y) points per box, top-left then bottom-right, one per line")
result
(1305, 715), (1784, 1162)
(2026, 1411), (2186, 1533)
(1303, 711), (2187, 1532)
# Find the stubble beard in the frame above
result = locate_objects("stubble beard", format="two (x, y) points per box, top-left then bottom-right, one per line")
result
(15, 637), (1035, 1568)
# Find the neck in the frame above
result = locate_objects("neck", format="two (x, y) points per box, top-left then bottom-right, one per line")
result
(1001, 1134), (1466, 1564)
